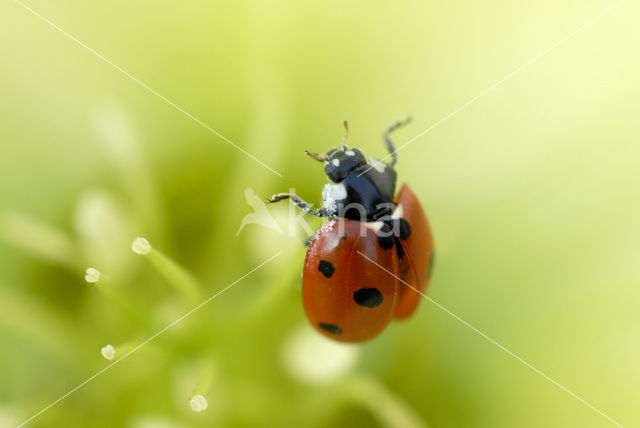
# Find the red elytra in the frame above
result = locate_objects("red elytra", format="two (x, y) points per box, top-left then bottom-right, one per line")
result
(302, 184), (434, 342)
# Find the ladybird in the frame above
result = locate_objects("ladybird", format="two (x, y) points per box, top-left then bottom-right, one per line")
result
(269, 119), (434, 342)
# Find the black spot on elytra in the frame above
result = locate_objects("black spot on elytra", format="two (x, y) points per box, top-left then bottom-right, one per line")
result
(318, 322), (342, 335)
(353, 287), (383, 308)
(318, 260), (335, 278)
(428, 252), (435, 278)
(376, 223), (394, 249)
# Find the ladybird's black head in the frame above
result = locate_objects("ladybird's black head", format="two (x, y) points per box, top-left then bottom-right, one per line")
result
(304, 121), (368, 182)
(322, 147), (367, 183)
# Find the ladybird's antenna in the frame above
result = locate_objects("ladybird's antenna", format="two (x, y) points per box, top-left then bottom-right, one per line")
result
(305, 150), (326, 162)
(342, 120), (349, 149)
(383, 116), (411, 167)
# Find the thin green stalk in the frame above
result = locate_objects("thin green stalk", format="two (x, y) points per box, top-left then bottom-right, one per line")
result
(132, 237), (202, 305)
(91, 275), (150, 327)
(0, 288), (86, 365)
(146, 249), (202, 304)
(0, 212), (80, 270)
(93, 105), (167, 245)
(192, 358), (217, 397)
(340, 373), (429, 428)
(100, 341), (139, 361)
(233, 260), (300, 325)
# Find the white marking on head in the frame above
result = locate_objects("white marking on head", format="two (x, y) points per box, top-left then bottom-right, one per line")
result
(345, 150), (355, 156)
(331, 158), (340, 166)
(391, 204), (404, 219)
(368, 157), (386, 173)
(365, 221), (384, 232)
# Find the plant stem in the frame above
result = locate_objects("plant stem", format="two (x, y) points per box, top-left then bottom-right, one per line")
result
(341, 373), (428, 428)
(146, 248), (202, 305)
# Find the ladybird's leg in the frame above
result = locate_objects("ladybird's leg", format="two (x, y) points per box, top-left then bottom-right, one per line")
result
(383, 117), (411, 167)
(267, 193), (329, 217)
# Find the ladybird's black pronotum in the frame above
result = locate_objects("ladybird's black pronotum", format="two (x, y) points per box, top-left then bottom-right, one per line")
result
(269, 119), (434, 342)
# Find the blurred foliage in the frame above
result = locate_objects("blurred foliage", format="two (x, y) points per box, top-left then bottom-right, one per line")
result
(1, 1), (639, 427)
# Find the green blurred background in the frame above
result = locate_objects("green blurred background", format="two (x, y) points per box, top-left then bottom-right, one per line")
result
(1, 1), (639, 427)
